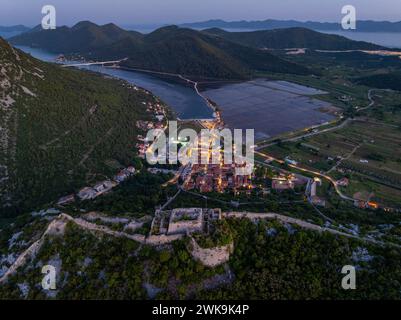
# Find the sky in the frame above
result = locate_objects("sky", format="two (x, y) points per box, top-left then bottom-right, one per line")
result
(1, 0), (400, 27)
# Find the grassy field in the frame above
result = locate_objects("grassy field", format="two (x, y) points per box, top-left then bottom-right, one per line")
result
(260, 119), (401, 207)
(339, 174), (401, 207)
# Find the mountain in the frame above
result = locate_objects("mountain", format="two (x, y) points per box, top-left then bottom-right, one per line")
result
(0, 25), (30, 39)
(203, 27), (384, 50)
(0, 37), (163, 216)
(10, 21), (143, 53)
(181, 19), (401, 33)
(10, 23), (312, 79)
(0, 25), (30, 33)
(96, 25), (312, 78)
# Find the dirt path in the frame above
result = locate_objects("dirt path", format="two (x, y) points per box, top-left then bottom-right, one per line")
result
(326, 143), (362, 174)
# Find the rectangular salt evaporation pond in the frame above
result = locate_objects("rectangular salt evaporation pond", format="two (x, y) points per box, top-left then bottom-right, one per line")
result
(202, 79), (335, 141)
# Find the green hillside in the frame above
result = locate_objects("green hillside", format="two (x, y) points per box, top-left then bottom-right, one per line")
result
(354, 72), (401, 91)
(10, 23), (312, 79)
(10, 21), (142, 53)
(203, 27), (385, 50)
(0, 37), (164, 216)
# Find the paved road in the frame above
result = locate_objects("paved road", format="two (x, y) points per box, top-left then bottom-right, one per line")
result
(357, 89), (383, 112)
(254, 152), (354, 202)
(62, 58), (128, 67)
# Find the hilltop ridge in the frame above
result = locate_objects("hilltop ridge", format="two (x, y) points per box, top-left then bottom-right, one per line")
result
(10, 22), (314, 79)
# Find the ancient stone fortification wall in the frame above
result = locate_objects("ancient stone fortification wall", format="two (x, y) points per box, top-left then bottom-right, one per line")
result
(0, 217), (67, 284)
(145, 234), (183, 245)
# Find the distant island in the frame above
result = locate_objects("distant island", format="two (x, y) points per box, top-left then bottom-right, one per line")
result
(181, 19), (401, 33)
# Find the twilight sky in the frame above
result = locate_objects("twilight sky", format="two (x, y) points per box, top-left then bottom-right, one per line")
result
(1, 0), (400, 27)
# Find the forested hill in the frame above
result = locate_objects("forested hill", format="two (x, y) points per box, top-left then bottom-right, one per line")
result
(202, 27), (385, 51)
(10, 23), (312, 79)
(181, 18), (401, 33)
(354, 72), (401, 91)
(0, 37), (162, 216)
(9, 21), (143, 53)
(0, 25), (29, 32)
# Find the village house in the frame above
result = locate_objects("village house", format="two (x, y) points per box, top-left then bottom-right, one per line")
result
(311, 196), (326, 207)
(78, 187), (97, 200)
(284, 156), (298, 166)
(354, 200), (368, 209)
(114, 169), (131, 183)
(148, 167), (176, 175)
(367, 201), (379, 210)
(94, 182), (106, 193)
(126, 166), (136, 174)
(93, 180), (115, 193)
(183, 162), (253, 194)
(336, 177), (350, 187)
(272, 176), (295, 190)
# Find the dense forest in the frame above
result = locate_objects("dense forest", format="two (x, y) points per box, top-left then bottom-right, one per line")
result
(0, 37), (165, 216)
(355, 72), (401, 91)
(203, 27), (384, 51)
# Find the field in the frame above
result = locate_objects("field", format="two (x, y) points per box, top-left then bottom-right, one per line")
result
(261, 120), (401, 207)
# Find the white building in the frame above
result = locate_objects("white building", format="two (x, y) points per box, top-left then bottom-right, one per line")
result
(78, 187), (97, 200)
(57, 194), (75, 205)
